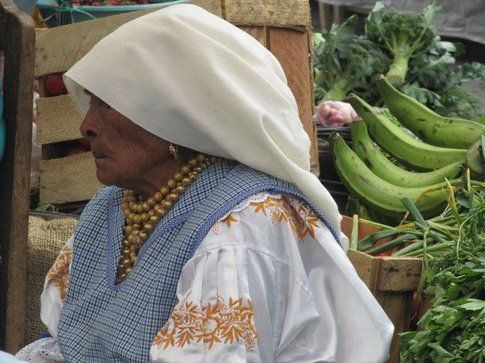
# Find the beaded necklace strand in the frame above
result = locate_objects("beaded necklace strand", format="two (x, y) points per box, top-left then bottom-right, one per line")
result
(116, 153), (217, 283)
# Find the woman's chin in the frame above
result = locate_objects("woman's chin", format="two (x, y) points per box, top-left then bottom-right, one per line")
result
(95, 163), (117, 186)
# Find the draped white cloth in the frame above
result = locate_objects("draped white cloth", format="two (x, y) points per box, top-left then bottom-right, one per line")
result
(17, 193), (393, 362)
(62, 4), (349, 250)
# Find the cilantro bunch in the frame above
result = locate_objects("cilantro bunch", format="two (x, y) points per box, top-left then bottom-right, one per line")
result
(400, 185), (485, 362)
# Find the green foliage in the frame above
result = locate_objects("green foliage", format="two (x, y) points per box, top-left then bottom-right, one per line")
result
(366, 1), (439, 85)
(313, 15), (389, 103)
(312, 1), (485, 120)
(400, 186), (485, 362)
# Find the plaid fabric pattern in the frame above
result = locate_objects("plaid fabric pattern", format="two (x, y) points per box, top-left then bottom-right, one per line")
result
(57, 160), (340, 362)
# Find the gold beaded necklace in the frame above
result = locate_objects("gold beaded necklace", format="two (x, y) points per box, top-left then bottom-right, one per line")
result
(116, 153), (217, 283)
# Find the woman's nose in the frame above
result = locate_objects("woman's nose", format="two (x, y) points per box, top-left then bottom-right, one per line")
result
(80, 106), (101, 140)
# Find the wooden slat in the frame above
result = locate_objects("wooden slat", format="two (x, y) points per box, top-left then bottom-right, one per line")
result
(224, 0), (310, 29)
(343, 217), (421, 363)
(268, 27), (319, 174)
(318, 2), (333, 32)
(375, 290), (413, 363)
(347, 249), (379, 288)
(240, 26), (267, 47)
(36, 95), (83, 144)
(35, 0), (223, 77)
(40, 153), (101, 204)
(0, 0), (35, 352)
(377, 257), (422, 292)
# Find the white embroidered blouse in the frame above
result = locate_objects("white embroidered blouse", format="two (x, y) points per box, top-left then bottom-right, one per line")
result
(16, 193), (393, 362)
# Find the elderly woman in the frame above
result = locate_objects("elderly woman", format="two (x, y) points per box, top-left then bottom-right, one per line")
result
(11, 4), (393, 362)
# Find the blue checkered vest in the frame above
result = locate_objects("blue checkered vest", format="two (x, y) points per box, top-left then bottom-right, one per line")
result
(57, 160), (340, 362)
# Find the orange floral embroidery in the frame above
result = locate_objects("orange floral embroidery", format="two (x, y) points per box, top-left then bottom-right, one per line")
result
(251, 196), (320, 241)
(220, 214), (238, 228)
(153, 297), (258, 351)
(211, 195), (321, 240)
(46, 244), (72, 301)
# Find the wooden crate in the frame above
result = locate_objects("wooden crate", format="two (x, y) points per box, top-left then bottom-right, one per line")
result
(341, 216), (422, 363)
(36, 0), (319, 205)
(0, 0), (35, 352)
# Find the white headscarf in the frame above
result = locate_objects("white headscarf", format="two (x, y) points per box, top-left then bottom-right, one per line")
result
(63, 4), (348, 249)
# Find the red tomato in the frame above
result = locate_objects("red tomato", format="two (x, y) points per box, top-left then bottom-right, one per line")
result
(45, 73), (67, 96)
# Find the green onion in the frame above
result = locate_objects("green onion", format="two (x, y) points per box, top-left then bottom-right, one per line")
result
(350, 214), (359, 250)
(366, 233), (416, 256)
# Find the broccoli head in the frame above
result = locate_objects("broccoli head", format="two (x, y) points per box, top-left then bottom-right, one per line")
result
(366, 1), (440, 85)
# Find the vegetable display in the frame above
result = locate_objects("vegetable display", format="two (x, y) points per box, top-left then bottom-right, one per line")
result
(366, 0), (439, 86)
(375, 75), (485, 149)
(313, 1), (485, 120)
(313, 15), (389, 103)
(331, 75), (484, 221)
(332, 133), (458, 220)
(347, 93), (467, 170)
(351, 121), (462, 188)
(349, 179), (484, 362)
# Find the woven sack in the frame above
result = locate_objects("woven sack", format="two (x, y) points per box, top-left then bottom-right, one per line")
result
(25, 215), (78, 344)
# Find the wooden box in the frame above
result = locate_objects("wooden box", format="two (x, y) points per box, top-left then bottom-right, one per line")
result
(341, 216), (422, 363)
(35, 0), (319, 205)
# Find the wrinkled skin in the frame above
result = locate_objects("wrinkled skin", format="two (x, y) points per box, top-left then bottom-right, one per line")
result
(80, 92), (182, 199)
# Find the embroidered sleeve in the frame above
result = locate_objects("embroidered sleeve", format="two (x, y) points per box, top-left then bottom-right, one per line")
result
(210, 192), (323, 242)
(150, 193), (328, 363)
(40, 234), (74, 338)
(152, 297), (257, 351)
(150, 242), (264, 362)
(16, 235), (74, 362)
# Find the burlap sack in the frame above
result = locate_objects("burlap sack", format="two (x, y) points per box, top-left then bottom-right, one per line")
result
(25, 215), (78, 344)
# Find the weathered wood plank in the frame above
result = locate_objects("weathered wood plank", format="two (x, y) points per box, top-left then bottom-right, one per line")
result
(0, 0), (35, 352)
(347, 249), (379, 289)
(378, 257), (422, 292)
(40, 153), (101, 204)
(36, 95), (83, 144)
(35, 0), (223, 77)
(317, 2), (333, 31)
(342, 216), (421, 363)
(240, 26), (267, 47)
(267, 27), (319, 174)
(375, 290), (413, 363)
(225, 0), (310, 29)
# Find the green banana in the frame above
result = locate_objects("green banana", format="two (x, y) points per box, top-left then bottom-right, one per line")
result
(375, 74), (485, 149)
(347, 93), (466, 170)
(351, 120), (463, 187)
(332, 133), (458, 219)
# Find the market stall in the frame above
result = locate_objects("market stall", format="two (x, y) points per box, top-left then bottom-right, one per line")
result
(313, 1), (484, 361)
(0, 0), (483, 361)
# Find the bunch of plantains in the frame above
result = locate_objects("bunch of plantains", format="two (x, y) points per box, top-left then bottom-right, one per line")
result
(332, 75), (485, 221)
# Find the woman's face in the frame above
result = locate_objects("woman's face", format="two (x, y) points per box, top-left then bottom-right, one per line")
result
(80, 93), (171, 190)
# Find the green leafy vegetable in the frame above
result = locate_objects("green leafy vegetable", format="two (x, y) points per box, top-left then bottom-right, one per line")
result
(366, 0), (440, 85)
(400, 184), (485, 362)
(313, 15), (389, 103)
(312, 2), (485, 119)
